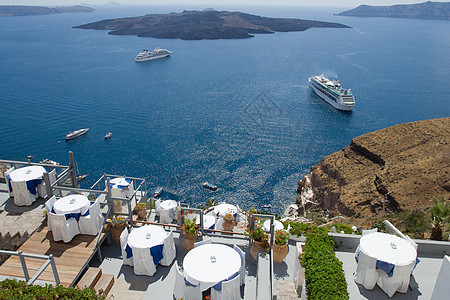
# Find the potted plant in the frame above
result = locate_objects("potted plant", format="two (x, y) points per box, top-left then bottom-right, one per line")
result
(246, 223), (269, 260)
(182, 215), (199, 251)
(107, 215), (128, 243)
(273, 229), (290, 263)
(134, 202), (148, 220)
(222, 212), (234, 231)
(113, 200), (122, 213)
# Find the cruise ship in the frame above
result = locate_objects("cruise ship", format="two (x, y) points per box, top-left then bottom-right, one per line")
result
(308, 74), (355, 111)
(135, 48), (172, 62)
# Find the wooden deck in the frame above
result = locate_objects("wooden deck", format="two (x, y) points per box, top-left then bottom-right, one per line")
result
(0, 225), (108, 287)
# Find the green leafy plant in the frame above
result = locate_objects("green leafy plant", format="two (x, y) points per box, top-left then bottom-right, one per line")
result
(182, 215), (199, 236)
(107, 215), (128, 226)
(0, 279), (105, 299)
(300, 227), (349, 300)
(429, 198), (449, 241)
(134, 202), (147, 212)
(328, 223), (361, 235)
(245, 223), (268, 243)
(275, 229), (290, 246)
(288, 222), (313, 237)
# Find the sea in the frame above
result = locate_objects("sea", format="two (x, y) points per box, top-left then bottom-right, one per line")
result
(1, 5), (449, 214)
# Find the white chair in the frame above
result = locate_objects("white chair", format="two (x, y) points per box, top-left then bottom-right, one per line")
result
(45, 196), (57, 232)
(194, 238), (211, 248)
(4, 167), (15, 198)
(79, 198), (104, 235)
(160, 231), (176, 266)
(11, 180), (36, 206)
(48, 212), (80, 243)
(361, 228), (378, 236)
(376, 262), (415, 297)
(120, 227), (133, 266)
(154, 199), (162, 216)
(173, 262), (186, 299)
(354, 250), (378, 290)
(38, 169), (56, 198)
(160, 209), (172, 224)
(211, 274), (241, 300)
(215, 217), (224, 231)
(233, 244), (246, 285)
(133, 247), (157, 276)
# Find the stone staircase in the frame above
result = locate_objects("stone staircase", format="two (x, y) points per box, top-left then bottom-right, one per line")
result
(77, 267), (115, 297)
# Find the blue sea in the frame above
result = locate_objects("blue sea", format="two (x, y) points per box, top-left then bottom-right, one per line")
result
(1, 5), (449, 213)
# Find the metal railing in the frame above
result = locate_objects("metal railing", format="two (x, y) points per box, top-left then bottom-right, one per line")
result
(0, 250), (60, 285)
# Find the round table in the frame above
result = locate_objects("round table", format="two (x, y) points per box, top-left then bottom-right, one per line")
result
(53, 194), (90, 215)
(213, 204), (238, 217)
(160, 200), (177, 211)
(263, 219), (284, 232)
(110, 177), (134, 199)
(183, 243), (241, 291)
(127, 225), (167, 249)
(359, 232), (417, 266)
(196, 215), (216, 229)
(8, 166), (46, 181)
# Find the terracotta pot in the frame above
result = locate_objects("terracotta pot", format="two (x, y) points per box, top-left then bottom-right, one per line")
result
(137, 208), (147, 220)
(273, 243), (289, 263)
(111, 224), (125, 243)
(114, 202), (122, 213)
(182, 233), (198, 252)
(250, 240), (269, 260)
(222, 220), (234, 232)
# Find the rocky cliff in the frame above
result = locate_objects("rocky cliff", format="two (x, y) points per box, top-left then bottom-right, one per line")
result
(299, 118), (450, 225)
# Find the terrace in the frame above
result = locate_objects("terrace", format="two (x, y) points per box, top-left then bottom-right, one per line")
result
(0, 153), (449, 299)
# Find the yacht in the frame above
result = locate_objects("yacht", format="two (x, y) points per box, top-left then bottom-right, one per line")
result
(135, 48), (172, 62)
(309, 74), (355, 111)
(104, 132), (112, 139)
(154, 187), (163, 198)
(65, 128), (89, 141)
(202, 182), (218, 191)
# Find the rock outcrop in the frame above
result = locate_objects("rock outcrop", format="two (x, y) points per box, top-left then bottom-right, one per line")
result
(299, 117), (450, 225)
(336, 1), (450, 20)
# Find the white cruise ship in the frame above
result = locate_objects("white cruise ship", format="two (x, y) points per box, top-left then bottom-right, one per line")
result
(65, 128), (89, 141)
(135, 48), (172, 62)
(308, 74), (355, 111)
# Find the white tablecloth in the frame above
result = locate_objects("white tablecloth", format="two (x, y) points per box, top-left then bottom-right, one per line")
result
(263, 219), (284, 232)
(110, 178), (134, 199)
(8, 166), (46, 181)
(183, 244), (241, 291)
(127, 225), (167, 249)
(160, 200), (177, 211)
(213, 204), (238, 217)
(360, 232), (416, 266)
(196, 215), (216, 229)
(53, 194), (90, 215)
(355, 232), (417, 296)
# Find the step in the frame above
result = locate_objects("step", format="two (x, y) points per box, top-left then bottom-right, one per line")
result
(77, 267), (102, 289)
(94, 274), (115, 297)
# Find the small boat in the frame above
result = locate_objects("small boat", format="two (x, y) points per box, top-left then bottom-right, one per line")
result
(202, 182), (218, 191)
(263, 204), (272, 209)
(76, 174), (88, 181)
(66, 128), (89, 141)
(154, 187), (163, 197)
(104, 132), (112, 139)
(40, 159), (59, 166)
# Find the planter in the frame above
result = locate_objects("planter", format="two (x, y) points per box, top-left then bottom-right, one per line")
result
(111, 224), (125, 243)
(222, 220), (234, 232)
(250, 240), (269, 260)
(182, 233), (198, 252)
(114, 202), (122, 213)
(137, 208), (148, 220)
(273, 243), (289, 263)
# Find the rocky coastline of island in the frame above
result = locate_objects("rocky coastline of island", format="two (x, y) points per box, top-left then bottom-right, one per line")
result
(0, 5), (94, 17)
(73, 9), (350, 40)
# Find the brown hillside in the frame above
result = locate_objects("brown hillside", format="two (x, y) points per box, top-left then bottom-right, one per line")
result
(304, 117), (450, 226)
